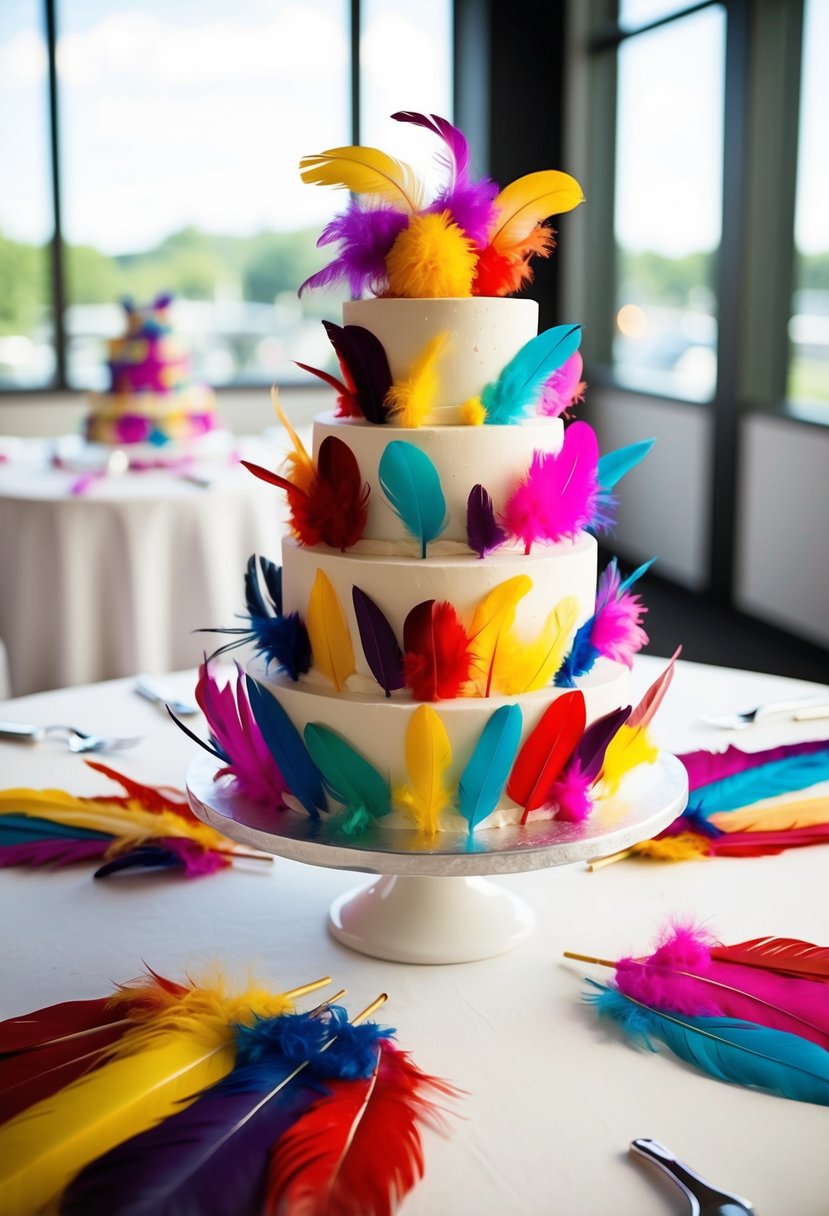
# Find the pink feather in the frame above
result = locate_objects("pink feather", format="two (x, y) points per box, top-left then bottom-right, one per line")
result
(195, 661), (288, 807)
(538, 352), (586, 418)
(0, 839), (110, 868)
(679, 739), (829, 792)
(502, 421), (599, 554)
(589, 561), (648, 667)
(614, 923), (829, 1050)
(628, 646), (681, 729)
(547, 759), (593, 823)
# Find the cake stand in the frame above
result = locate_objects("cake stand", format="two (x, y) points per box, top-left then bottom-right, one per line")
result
(187, 753), (687, 965)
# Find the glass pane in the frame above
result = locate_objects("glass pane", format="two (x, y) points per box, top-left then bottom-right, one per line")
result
(788, 0), (829, 411)
(360, 0), (453, 202)
(619, 1), (700, 32)
(57, 0), (350, 390)
(0, 3), (54, 388)
(613, 5), (724, 401)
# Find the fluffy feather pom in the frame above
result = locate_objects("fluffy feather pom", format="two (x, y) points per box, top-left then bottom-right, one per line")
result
(304, 436), (370, 552)
(403, 600), (474, 701)
(460, 397), (486, 425)
(385, 211), (478, 299)
(555, 557), (651, 687)
(299, 201), (409, 298)
(502, 422), (600, 554)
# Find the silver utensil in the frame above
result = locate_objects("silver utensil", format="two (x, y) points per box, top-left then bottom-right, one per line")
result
(0, 722), (143, 753)
(630, 1139), (753, 1215)
(701, 695), (829, 730)
(134, 675), (199, 717)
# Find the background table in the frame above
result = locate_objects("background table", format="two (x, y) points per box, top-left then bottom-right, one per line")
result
(1, 656), (828, 1214)
(0, 437), (286, 697)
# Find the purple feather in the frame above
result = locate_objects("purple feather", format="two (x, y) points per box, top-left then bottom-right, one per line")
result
(680, 738), (829, 793)
(93, 839), (230, 880)
(352, 586), (405, 697)
(0, 838), (110, 868)
(322, 321), (393, 424)
(466, 484), (508, 558)
(572, 705), (633, 783)
(299, 201), (408, 297)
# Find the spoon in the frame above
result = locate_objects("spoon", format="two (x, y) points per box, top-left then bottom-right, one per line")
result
(0, 722), (142, 753)
(630, 1139), (753, 1214)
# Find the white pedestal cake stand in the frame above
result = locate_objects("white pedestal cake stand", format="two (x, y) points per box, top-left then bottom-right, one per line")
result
(186, 752), (687, 965)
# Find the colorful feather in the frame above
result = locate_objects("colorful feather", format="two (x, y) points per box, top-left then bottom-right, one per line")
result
(299, 202), (409, 299)
(321, 321), (393, 425)
(481, 324), (582, 425)
(496, 595), (580, 694)
(304, 724), (391, 834)
(709, 794), (829, 835)
(385, 211), (478, 299)
(502, 422), (600, 554)
(395, 706), (454, 835)
(306, 435), (371, 551)
(506, 690), (586, 823)
(352, 586), (404, 697)
(592, 438), (656, 531)
(457, 704), (523, 831)
(467, 574), (532, 697)
(466, 484), (507, 558)
(538, 351), (586, 418)
(680, 738), (829, 792)
(266, 1038), (456, 1216)
(556, 558), (652, 686)
(385, 333), (450, 428)
(378, 440), (447, 557)
(299, 144), (422, 211)
(403, 600), (474, 701)
(486, 169), (585, 253)
(294, 358), (360, 417)
(245, 675), (326, 817)
(471, 224), (555, 297)
(271, 387), (316, 494)
(544, 706), (633, 825)
(686, 749), (829, 822)
(306, 570), (356, 692)
(710, 936), (829, 984)
(586, 979), (829, 1106)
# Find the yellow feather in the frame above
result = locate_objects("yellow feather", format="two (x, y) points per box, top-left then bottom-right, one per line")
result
(495, 596), (580, 694)
(385, 212), (477, 298)
(299, 146), (422, 211)
(710, 795), (829, 834)
(273, 387), (315, 493)
(489, 170), (584, 252)
(385, 333), (450, 428)
(460, 397), (486, 425)
(0, 790), (227, 852)
(306, 569), (355, 692)
(631, 832), (711, 862)
(467, 575), (533, 696)
(599, 724), (659, 796)
(0, 981), (294, 1216)
(394, 705), (453, 835)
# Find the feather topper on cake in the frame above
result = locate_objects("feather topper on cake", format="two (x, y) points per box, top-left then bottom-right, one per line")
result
(395, 705), (454, 835)
(403, 599), (474, 702)
(556, 558), (652, 687)
(502, 422), (600, 554)
(378, 440), (447, 557)
(480, 324), (582, 425)
(321, 321), (393, 424)
(352, 586), (405, 697)
(304, 724), (392, 834)
(386, 211), (479, 299)
(199, 554), (311, 681)
(506, 690), (587, 823)
(466, 484), (508, 558)
(299, 202), (410, 298)
(385, 332), (450, 427)
(457, 704), (523, 831)
(305, 570), (356, 692)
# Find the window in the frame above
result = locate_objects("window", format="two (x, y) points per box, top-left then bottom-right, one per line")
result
(788, 0), (829, 410)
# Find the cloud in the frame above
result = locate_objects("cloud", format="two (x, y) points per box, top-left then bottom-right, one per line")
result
(0, 29), (48, 89)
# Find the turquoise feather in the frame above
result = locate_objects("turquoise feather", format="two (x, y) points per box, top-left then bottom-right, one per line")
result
(689, 748), (829, 819)
(481, 324), (582, 425)
(303, 723), (391, 833)
(588, 980), (829, 1106)
(0, 815), (111, 846)
(378, 441), (447, 558)
(597, 438), (655, 490)
(245, 675), (325, 816)
(457, 704), (523, 831)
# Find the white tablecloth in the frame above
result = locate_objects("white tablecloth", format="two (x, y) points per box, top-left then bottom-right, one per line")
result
(0, 439), (286, 696)
(1, 656), (828, 1214)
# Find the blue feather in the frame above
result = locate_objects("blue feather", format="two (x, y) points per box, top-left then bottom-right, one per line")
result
(689, 749), (829, 819)
(303, 723), (391, 833)
(482, 324), (582, 425)
(587, 980), (829, 1106)
(555, 557), (654, 687)
(457, 705), (523, 831)
(378, 441), (447, 558)
(245, 676), (325, 816)
(0, 815), (111, 846)
(597, 439), (655, 490)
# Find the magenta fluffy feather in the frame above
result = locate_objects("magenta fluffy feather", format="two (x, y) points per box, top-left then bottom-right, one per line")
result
(679, 738), (829, 792)
(538, 352), (585, 418)
(502, 421), (600, 554)
(589, 560), (649, 667)
(547, 760), (593, 824)
(614, 923), (829, 1050)
(299, 201), (409, 297)
(195, 661), (288, 807)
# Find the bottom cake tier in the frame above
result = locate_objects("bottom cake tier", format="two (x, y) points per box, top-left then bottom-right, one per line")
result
(250, 655), (630, 830)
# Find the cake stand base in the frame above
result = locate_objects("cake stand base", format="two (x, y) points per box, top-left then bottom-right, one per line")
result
(328, 874), (535, 964)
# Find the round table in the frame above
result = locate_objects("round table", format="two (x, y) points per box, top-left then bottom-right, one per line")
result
(0, 437), (286, 696)
(0, 656), (828, 1215)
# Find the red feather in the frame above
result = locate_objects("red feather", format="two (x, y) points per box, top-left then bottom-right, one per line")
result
(294, 361), (360, 418)
(707, 823), (829, 857)
(403, 600), (474, 701)
(507, 690), (587, 823)
(305, 436), (370, 551)
(83, 761), (191, 818)
(711, 937), (829, 984)
(265, 1041), (457, 1216)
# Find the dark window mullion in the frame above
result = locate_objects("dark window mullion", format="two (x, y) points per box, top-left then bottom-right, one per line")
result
(350, 0), (361, 146)
(44, 0), (67, 389)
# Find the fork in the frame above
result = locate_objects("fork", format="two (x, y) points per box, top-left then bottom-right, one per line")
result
(134, 675), (199, 717)
(0, 722), (143, 753)
(630, 1139), (753, 1214)
(701, 695), (829, 730)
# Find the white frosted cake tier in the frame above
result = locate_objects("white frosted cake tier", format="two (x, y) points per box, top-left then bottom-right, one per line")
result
(282, 533), (596, 685)
(251, 656), (629, 829)
(312, 413), (564, 544)
(342, 296), (539, 421)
